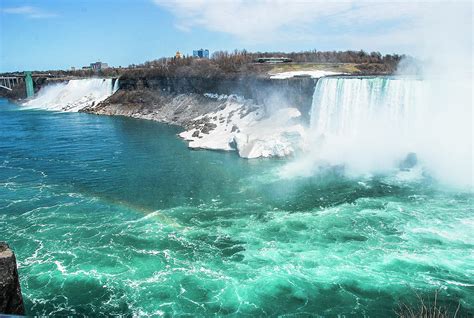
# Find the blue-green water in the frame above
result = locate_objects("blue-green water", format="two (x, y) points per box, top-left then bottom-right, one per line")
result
(1, 99), (473, 316)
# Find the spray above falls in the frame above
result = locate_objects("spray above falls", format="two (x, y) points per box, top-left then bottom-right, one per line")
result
(304, 77), (427, 172)
(283, 76), (472, 188)
(23, 78), (118, 112)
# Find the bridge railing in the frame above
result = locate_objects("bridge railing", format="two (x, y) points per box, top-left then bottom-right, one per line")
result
(0, 77), (23, 91)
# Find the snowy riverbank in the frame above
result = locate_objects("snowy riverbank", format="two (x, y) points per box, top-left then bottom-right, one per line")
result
(179, 94), (305, 158)
(23, 77), (313, 159)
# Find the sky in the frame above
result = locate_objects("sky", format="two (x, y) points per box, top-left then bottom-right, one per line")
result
(0, 0), (472, 72)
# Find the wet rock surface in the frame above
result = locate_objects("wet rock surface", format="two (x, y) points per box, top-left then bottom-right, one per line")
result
(0, 242), (24, 315)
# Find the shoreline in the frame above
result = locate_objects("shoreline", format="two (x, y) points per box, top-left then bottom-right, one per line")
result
(80, 89), (307, 159)
(6, 73), (415, 159)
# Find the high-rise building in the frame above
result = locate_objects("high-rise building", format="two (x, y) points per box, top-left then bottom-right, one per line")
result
(90, 62), (109, 71)
(193, 49), (209, 59)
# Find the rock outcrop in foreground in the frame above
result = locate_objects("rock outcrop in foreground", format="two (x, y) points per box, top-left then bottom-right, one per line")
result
(0, 242), (24, 315)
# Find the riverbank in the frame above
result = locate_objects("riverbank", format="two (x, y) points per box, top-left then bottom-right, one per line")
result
(12, 73), (428, 160)
(79, 73), (322, 158)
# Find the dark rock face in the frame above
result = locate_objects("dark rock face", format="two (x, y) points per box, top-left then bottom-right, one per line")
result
(399, 152), (418, 171)
(116, 75), (318, 123)
(201, 122), (217, 134)
(0, 242), (25, 315)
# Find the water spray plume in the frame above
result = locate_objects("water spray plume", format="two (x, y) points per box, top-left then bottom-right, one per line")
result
(282, 2), (473, 189)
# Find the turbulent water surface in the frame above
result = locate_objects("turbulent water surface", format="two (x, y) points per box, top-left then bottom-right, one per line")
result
(1, 98), (473, 316)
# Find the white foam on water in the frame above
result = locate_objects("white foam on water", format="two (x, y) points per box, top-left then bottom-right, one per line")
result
(54, 260), (67, 275)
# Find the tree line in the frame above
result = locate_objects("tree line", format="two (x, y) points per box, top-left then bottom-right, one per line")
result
(122, 49), (404, 77)
(2, 49), (405, 79)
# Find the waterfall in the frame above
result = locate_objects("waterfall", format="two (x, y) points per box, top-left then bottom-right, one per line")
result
(282, 76), (432, 178)
(283, 74), (471, 188)
(23, 78), (115, 112)
(113, 78), (120, 93)
(309, 77), (426, 137)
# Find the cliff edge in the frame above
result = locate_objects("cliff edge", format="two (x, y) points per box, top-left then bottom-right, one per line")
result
(0, 242), (25, 315)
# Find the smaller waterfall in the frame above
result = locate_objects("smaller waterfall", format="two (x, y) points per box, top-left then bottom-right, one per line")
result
(23, 78), (115, 112)
(112, 78), (120, 93)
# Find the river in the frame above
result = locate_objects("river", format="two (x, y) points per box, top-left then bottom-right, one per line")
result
(0, 98), (472, 316)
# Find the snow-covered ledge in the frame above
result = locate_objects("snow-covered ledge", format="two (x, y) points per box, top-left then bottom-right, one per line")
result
(269, 70), (341, 79)
(179, 95), (305, 158)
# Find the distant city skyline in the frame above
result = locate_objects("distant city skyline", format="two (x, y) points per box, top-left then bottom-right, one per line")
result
(0, 0), (472, 72)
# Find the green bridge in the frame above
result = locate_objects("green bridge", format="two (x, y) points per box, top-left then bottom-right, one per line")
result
(0, 72), (35, 98)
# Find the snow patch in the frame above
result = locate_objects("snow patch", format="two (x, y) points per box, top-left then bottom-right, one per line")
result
(270, 70), (341, 79)
(180, 95), (305, 158)
(234, 108), (305, 158)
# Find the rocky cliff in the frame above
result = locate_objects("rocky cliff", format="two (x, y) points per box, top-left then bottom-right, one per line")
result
(83, 75), (317, 122)
(81, 89), (227, 126)
(114, 75), (316, 118)
(0, 242), (24, 315)
(82, 75), (315, 158)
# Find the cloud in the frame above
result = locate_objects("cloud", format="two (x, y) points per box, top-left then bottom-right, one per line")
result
(152, 0), (470, 54)
(153, 1), (418, 39)
(2, 6), (56, 18)
(154, 1), (349, 39)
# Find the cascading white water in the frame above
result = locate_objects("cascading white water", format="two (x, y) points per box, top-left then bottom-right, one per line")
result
(23, 78), (115, 112)
(302, 77), (428, 174)
(310, 77), (426, 138)
(113, 78), (120, 93)
(282, 75), (472, 188)
(282, 76), (432, 178)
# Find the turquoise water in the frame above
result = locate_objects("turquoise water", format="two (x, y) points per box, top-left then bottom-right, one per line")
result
(1, 98), (473, 316)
